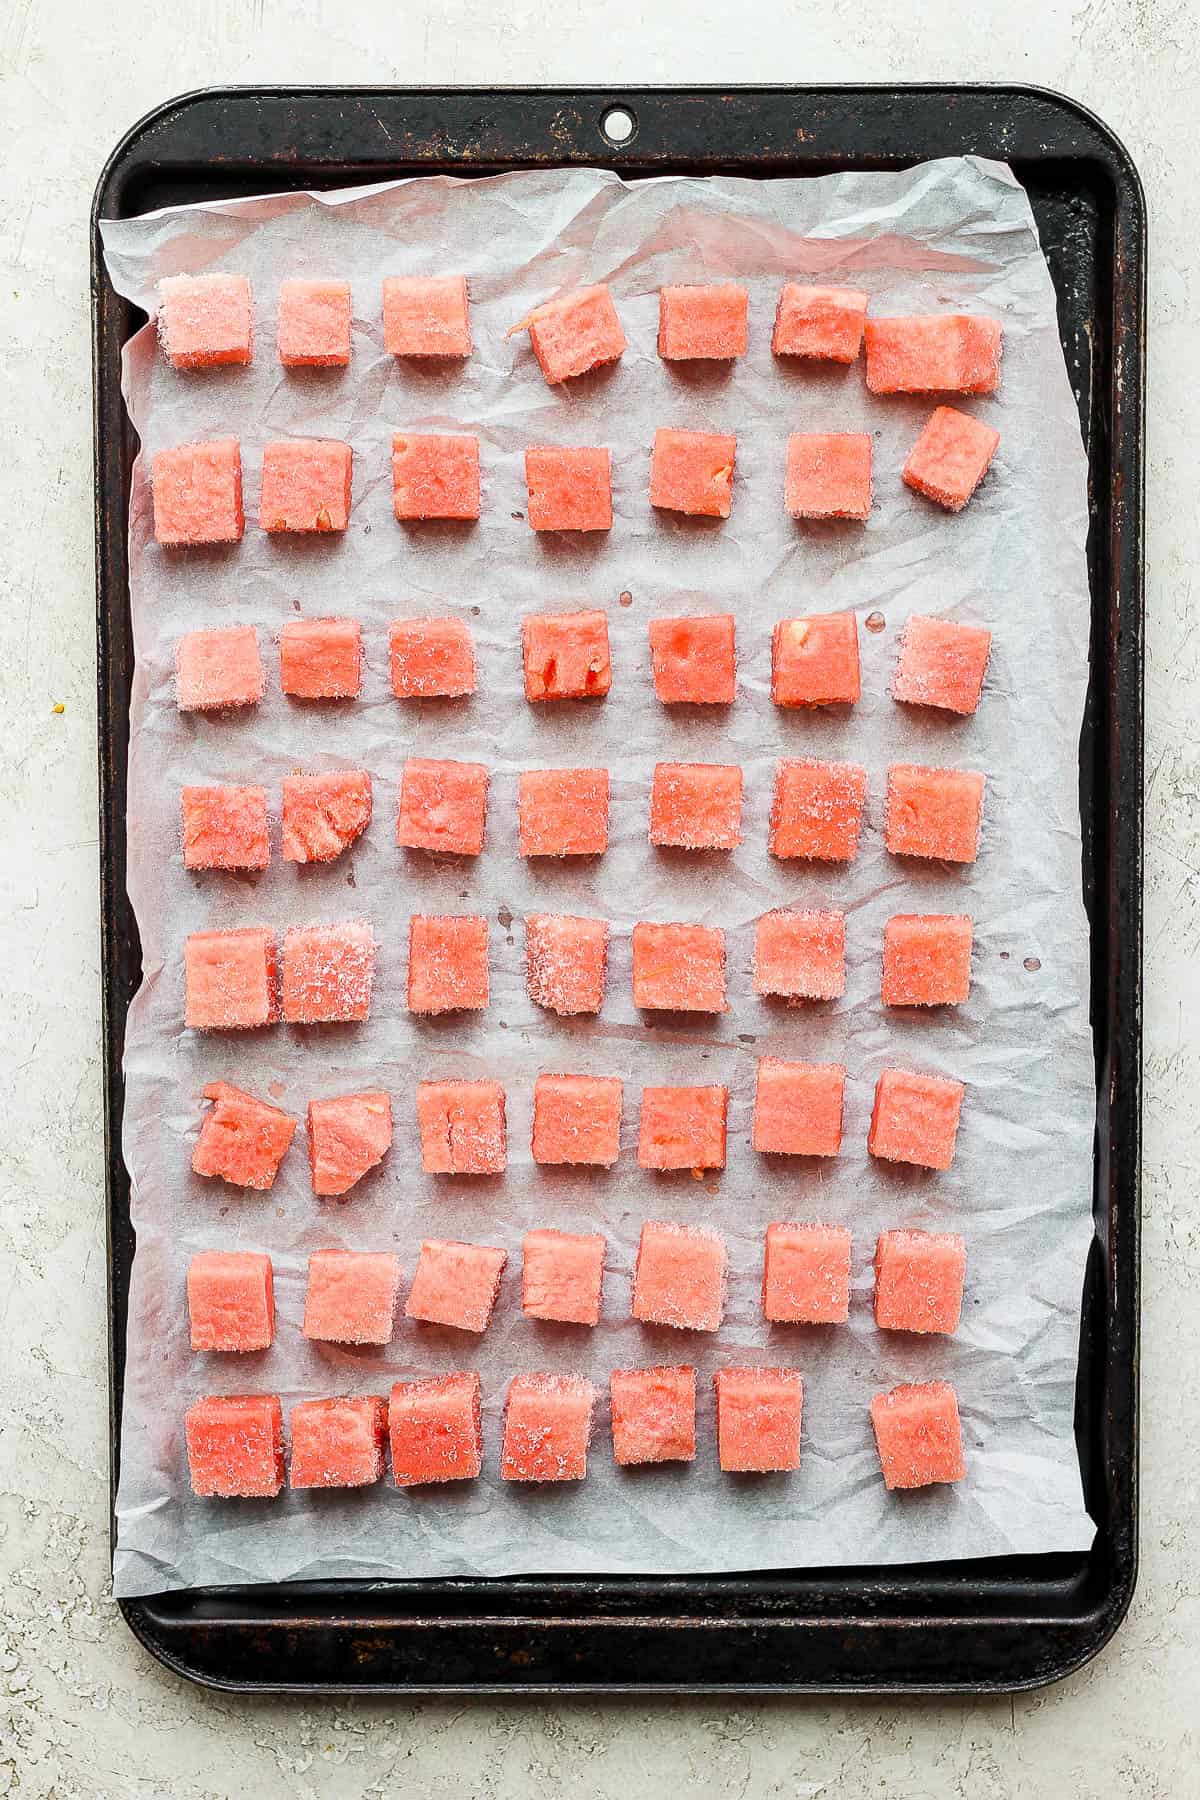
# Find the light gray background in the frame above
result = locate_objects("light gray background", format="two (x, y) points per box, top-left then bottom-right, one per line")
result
(1, 4), (1193, 1795)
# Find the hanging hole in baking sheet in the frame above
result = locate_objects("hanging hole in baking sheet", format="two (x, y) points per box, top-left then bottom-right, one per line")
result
(600, 106), (637, 147)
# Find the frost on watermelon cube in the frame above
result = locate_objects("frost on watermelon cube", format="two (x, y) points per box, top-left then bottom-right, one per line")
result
(390, 1373), (483, 1485)
(772, 283), (868, 362)
(185, 928), (278, 1030)
(532, 1073), (623, 1167)
(192, 1081), (296, 1189)
(389, 616), (476, 699)
(289, 1396), (388, 1490)
(715, 1367), (803, 1473)
(785, 434), (872, 521)
(522, 1228), (606, 1326)
(501, 1374), (596, 1481)
(405, 1239), (507, 1333)
(892, 614), (992, 715)
(523, 284), (626, 385)
(865, 314), (1002, 395)
(281, 770), (372, 863)
(302, 1248), (401, 1345)
(525, 913), (608, 1016)
(753, 1058), (845, 1158)
(152, 440), (244, 547)
(762, 1223), (852, 1326)
(279, 617), (362, 700)
(525, 446), (612, 532)
(519, 767), (610, 857)
(769, 759), (868, 863)
(632, 921), (726, 1013)
(417, 1080), (507, 1175)
(185, 1394), (283, 1498)
(276, 278), (352, 367)
(382, 275), (472, 357)
(407, 913), (490, 1014)
(610, 1365), (696, 1465)
(754, 908), (846, 1003)
(871, 1381), (965, 1489)
(281, 920), (375, 1024)
(650, 428), (736, 519)
(874, 1229), (966, 1335)
(259, 438), (352, 532)
(884, 764), (985, 864)
(903, 407), (1000, 512)
(868, 1068), (965, 1171)
(523, 610), (611, 702)
(649, 763), (743, 850)
(157, 273), (253, 369)
(658, 284), (748, 361)
(181, 784), (269, 872)
(392, 433), (481, 521)
(397, 757), (489, 855)
(882, 914), (974, 1007)
(175, 626), (264, 712)
(771, 613), (861, 707)
(187, 1251), (275, 1351)
(632, 1221), (727, 1331)
(307, 1090), (393, 1196)
(638, 1085), (728, 1172)
(648, 614), (736, 705)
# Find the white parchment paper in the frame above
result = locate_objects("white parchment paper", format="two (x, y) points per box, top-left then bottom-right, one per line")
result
(101, 158), (1096, 1598)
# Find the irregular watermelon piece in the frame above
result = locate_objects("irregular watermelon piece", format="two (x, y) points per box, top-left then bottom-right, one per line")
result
(524, 913), (608, 1016)
(874, 1229), (967, 1335)
(279, 617), (362, 700)
(259, 438), (352, 532)
(501, 1374), (596, 1481)
(407, 913), (489, 1014)
(523, 610), (611, 701)
(157, 273), (252, 369)
(892, 614), (992, 714)
(648, 614), (736, 705)
(868, 1069), (965, 1171)
(632, 1221), (727, 1331)
(281, 770), (372, 863)
(184, 928), (278, 1030)
(864, 315), (1002, 394)
(521, 1228), (606, 1325)
(307, 1090), (393, 1196)
(187, 1250), (274, 1351)
(785, 434), (872, 521)
(152, 440), (244, 547)
(416, 1079), (506, 1175)
(276, 279), (351, 367)
(181, 784), (270, 872)
(390, 1373), (483, 1485)
(185, 1394), (283, 1498)
(389, 616), (476, 698)
(523, 284), (626, 384)
(769, 759), (868, 862)
(882, 913), (974, 1007)
(289, 1397), (388, 1489)
(281, 920), (375, 1024)
(192, 1080), (296, 1188)
(658, 285), (748, 360)
(397, 757), (489, 855)
(175, 626), (264, 712)
(771, 612), (861, 706)
(392, 433), (481, 521)
(715, 1367), (803, 1472)
(649, 762), (743, 850)
(871, 1381), (966, 1488)
(632, 921), (726, 1012)
(518, 767), (609, 857)
(404, 1239), (507, 1333)
(525, 445), (612, 532)
(637, 1085), (727, 1171)
(753, 1058), (845, 1157)
(761, 1223), (852, 1325)
(753, 908), (846, 1002)
(772, 284), (868, 362)
(650, 428), (736, 518)
(531, 1073), (622, 1167)
(884, 764), (985, 863)
(383, 275), (471, 357)
(302, 1248), (400, 1345)
(903, 407), (1000, 512)
(610, 1365), (696, 1465)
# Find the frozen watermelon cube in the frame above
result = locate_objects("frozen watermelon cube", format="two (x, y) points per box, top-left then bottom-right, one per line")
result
(903, 407), (1000, 512)
(525, 446), (612, 532)
(632, 921), (726, 1012)
(187, 1251), (274, 1351)
(185, 1394), (283, 1498)
(525, 913), (608, 1016)
(632, 1221), (726, 1331)
(772, 283), (868, 362)
(279, 617), (362, 700)
(715, 1367), (803, 1472)
(397, 757), (489, 855)
(754, 908), (846, 1003)
(276, 278), (351, 367)
(882, 914), (974, 1007)
(392, 433), (481, 521)
(152, 440), (244, 547)
(281, 920), (375, 1024)
(192, 1081), (296, 1189)
(649, 763), (743, 850)
(762, 1223), (852, 1325)
(771, 613), (861, 707)
(417, 1080), (506, 1175)
(785, 434), (872, 521)
(281, 770), (372, 863)
(157, 273), (253, 369)
(302, 1248), (400, 1345)
(531, 1073), (622, 1167)
(523, 610), (611, 702)
(307, 1090), (392, 1196)
(650, 428), (736, 519)
(865, 314), (1002, 394)
(382, 274), (471, 357)
(175, 626), (264, 712)
(892, 614), (992, 715)
(289, 1396), (388, 1489)
(648, 614), (736, 705)
(869, 1068), (965, 1171)
(259, 438), (352, 532)
(638, 1085), (727, 1172)
(519, 767), (610, 857)
(871, 1381), (966, 1489)
(522, 1228), (606, 1326)
(875, 1229), (967, 1334)
(185, 928), (278, 1030)
(523, 284), (626, 385)
(658, 284), (748, 361)
(390, 1373), (483, 1485)
(885, 764), (985, 864)
(501, 1374), (596, 1481)
(407, 913), (489, 1014)
(405, 1239), (507, 1333)
(769, 759), (868, 862)
(389, 616), (476, 698)
(181, 784), (269, 872)
(610, 1365), (696, 1465)
(753, 1059), (845, 1158)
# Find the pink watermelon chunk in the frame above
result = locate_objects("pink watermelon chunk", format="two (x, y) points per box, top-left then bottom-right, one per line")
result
(281, 921), (375, 1024)
(882, 914), (974, 1007)
(289, 1397), (388, 1489)
(407, 913), (489, 1014)
(382, 275), (471, 357)
(715, 1367), (803, 1472)
(868, 1069), (965, 1171)
(276, 279), (351, 366)
(650, 428), (736, 518)
(772, 283), (868, 362)
(259, 438), (352, 532)
(389, 616), (476, 698)
(392, 432), (481, 520)
(522, 284), (626, 384)
(632, 921), (726, 1013)
(152, 440), (244, 546)
(610, 1365), (697, 1465)
(871, 1381), (966, 1488)
(397, 757), (489, 855)
(658, 284), (748, 360)
(637, 1085), (727, 1172)
(184, 929), (278, 1030)
(501, 1374), (596, 1481)
(753, 908), (846, 1003)
(157, 273), (252, 368)
(648, 614), (736, 705)
(187, 1250), (275, 1351)
(416, 1080), (506, 1175)
(785, 433), (872, 521)
(771, 612), (861, 706)
(631, 1221), (727, 1331)
(307, 1090), (392, 1196)
(404, 1239), (507, 1333)
(390, 1373), (483, 1485)
(770, 759), (868, 863)
(864, 315), (1002, 394)
(519, 767), (610, 857)
(521, 1228), (606, 1325)
(649, 762), (743, 850)
(302, 1249), (400, 1345)
(523, 610), (611, 701)
(903, 407), (1000, 512)
(525, 445), (612, 531)
(281, 770), (372, 863)
(181, 784), (269, 872)
(175, 626), (264, 712)
(185, 1394), (283, 1498)
(761, 1223), (852, 1325)
(531, 1073), (622, 1167)
(885, 764), (985, 864)
(279, 617), (362, 700)
(192, 1081), (296, 1188)
(753, 1058), (845, 1158)
(524, 913), (608, 1016)
(892, 614), (992, 714)
(874, 1229), (967, 1334)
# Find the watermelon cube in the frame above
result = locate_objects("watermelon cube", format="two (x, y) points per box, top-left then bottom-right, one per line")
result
(382, 274), (471, 357)
(871, 1381), (966, 1489)
(501, 1374), (596, 1481)
(525, 913), (608, 1016)
(152, 440), (244, 547)
(397, 757), (489, 855)
(869, 1068), (965, 1171)
(416, 1080), (506, 1175)
(658, 284), (748, 361)
(632, 1221), (726, 1332)
(522, 1228), (606, 1326)
(648, 614), (736, 705)
(281, 770), (372, 863)
(650, 428), (736, 519)
(525, 446), (612, 532)
(903, 407), (1000, 513)
(519, 767), (609, 858)
(649, 763), (743, 850)
(523, 610), (611, 702)
(407, 913), (490, 1014)
(865, 314), (1002, 395)
(785, 434), (872, 522)
(181, 784), (269, 872)
(885, 764), (985, 864)
(523, 284), (626, 385)
(609, 1365), (696, 1465)
(302, 1248), (401, 1346)
(882, 914), (974, 1007)
(404, 1239), (507, 1333)
(769, 759), (868, 862)
(187, 1251), (274, 1351)
(279, 617), (362, 700)
(390, 1373), (483, 1485)
(185, 1394), (283, 1498)
(531, 1073), (622, 1168)
(276, 278), (351, 367)
(874, 1229), (967, 1335)
(715, 1367), (803, 1473)
(281, 921), (374, 1025)
(175, 626), (264, 712)
(192, 1081), (296, 1189)
(632, 921), (726, 1013)
(892, 614), (992, 715)
(184, 928), (277, 1030)
(771, 613), (861, 707)
(761, 1223), (852, 1325)
(753, 1058), (845, 1158)
(157, 273), (252, 369)
(259, 438), (352, 532)
(389, 616), (476, 699)
(638, 1085), (727, 1172)
(771, 283), (868, 362)
(289, 1396), (388, 1490)
(753, 908), (846, 1003)
(392, 433), (481, 521)
(307, 1090), (392, 1196)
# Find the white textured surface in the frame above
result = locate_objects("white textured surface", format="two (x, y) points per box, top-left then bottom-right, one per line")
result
(0, 2), (1192, 1792)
